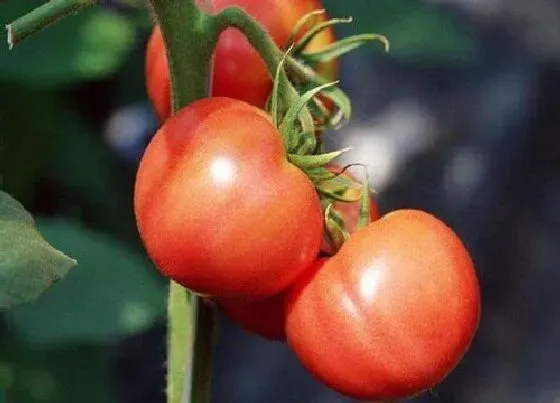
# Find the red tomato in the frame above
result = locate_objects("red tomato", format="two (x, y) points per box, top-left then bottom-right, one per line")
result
(218, 292), (287, 341)
(146, 0), (337, 121)
(145, 29), (171, 122)
(321, 165), (381, 255)
(286, 210), (480, 400)
(134, 97), (323, 298)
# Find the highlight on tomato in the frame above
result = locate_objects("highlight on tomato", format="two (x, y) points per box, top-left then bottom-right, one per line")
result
(145, 0), (337, 121)
(133, 97), (323, 299)
(285, 209), (480, 400)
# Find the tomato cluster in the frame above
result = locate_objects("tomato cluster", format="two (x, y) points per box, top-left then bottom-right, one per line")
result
(137, 1), (481, 401)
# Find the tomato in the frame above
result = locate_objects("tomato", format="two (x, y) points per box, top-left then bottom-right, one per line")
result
(134, 97), (323, 298)
(218, 292), (287, 341)
(145, 29), (171, 123)
(146, 0), (337, 121)
(321, 165), (380, 255)
(285, 210), (480, 400)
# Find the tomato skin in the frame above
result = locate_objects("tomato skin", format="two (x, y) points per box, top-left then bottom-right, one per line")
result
(134, 97), (323, 298)
(215, 164), (378, 340)
(286, 210), (480, 400)
(218, 292), (287, 341)
(146, 0), (337, 121)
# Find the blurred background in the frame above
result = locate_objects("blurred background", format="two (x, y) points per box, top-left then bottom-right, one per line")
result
(1, 0), (559, 402)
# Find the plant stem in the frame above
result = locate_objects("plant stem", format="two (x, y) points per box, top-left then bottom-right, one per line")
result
(148, 0), (217, 111)
(6, 0), (96, 48)
(167, 282), (193, 403)
(171, 289), (215, 403)
(147, 1), (219, 403)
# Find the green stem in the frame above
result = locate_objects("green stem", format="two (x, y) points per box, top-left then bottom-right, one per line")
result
(166, 282), (193, 403)
(148, 0), (217, 111)
(6, 0), (96, 48)
(147, 1), (219, 403)
(167, 285), (215, 403)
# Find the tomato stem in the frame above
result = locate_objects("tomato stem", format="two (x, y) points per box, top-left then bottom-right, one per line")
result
(6, 0), (96, 49)
(147, 1), (220, 403)
(166, 282), (193, 403)
(148, 0), (218, 110)
(168, 283), (216, 403)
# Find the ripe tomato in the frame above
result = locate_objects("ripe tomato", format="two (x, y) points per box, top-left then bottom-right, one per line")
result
(286, 210), (480, 400)
(134, 97), (323, 298)
(321, 165), (380, 255)
(145, 29), (171, 123)
(218, 292), (287, 341)
(146, 0), (337, 121)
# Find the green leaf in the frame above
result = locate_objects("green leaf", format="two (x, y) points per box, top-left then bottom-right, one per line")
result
(0, 191), (77, 309)
(0, 1), (135, 86)
(6, 219), (166, 345)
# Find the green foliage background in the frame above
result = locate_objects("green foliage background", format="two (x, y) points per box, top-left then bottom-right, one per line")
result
(0, 0), (477, 401)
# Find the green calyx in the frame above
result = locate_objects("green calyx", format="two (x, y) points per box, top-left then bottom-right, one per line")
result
(319, 166), (375, 255)
(324, 203), (349, 252)
(356, 171), (372, 231)
(287, 148), (351, 169)
(263, 10), (386, 254)
(279, 80), (338, 153)
(300, 33), (390, 67)
(280, 10), (389, 137)
(264, 8), (390, 155)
